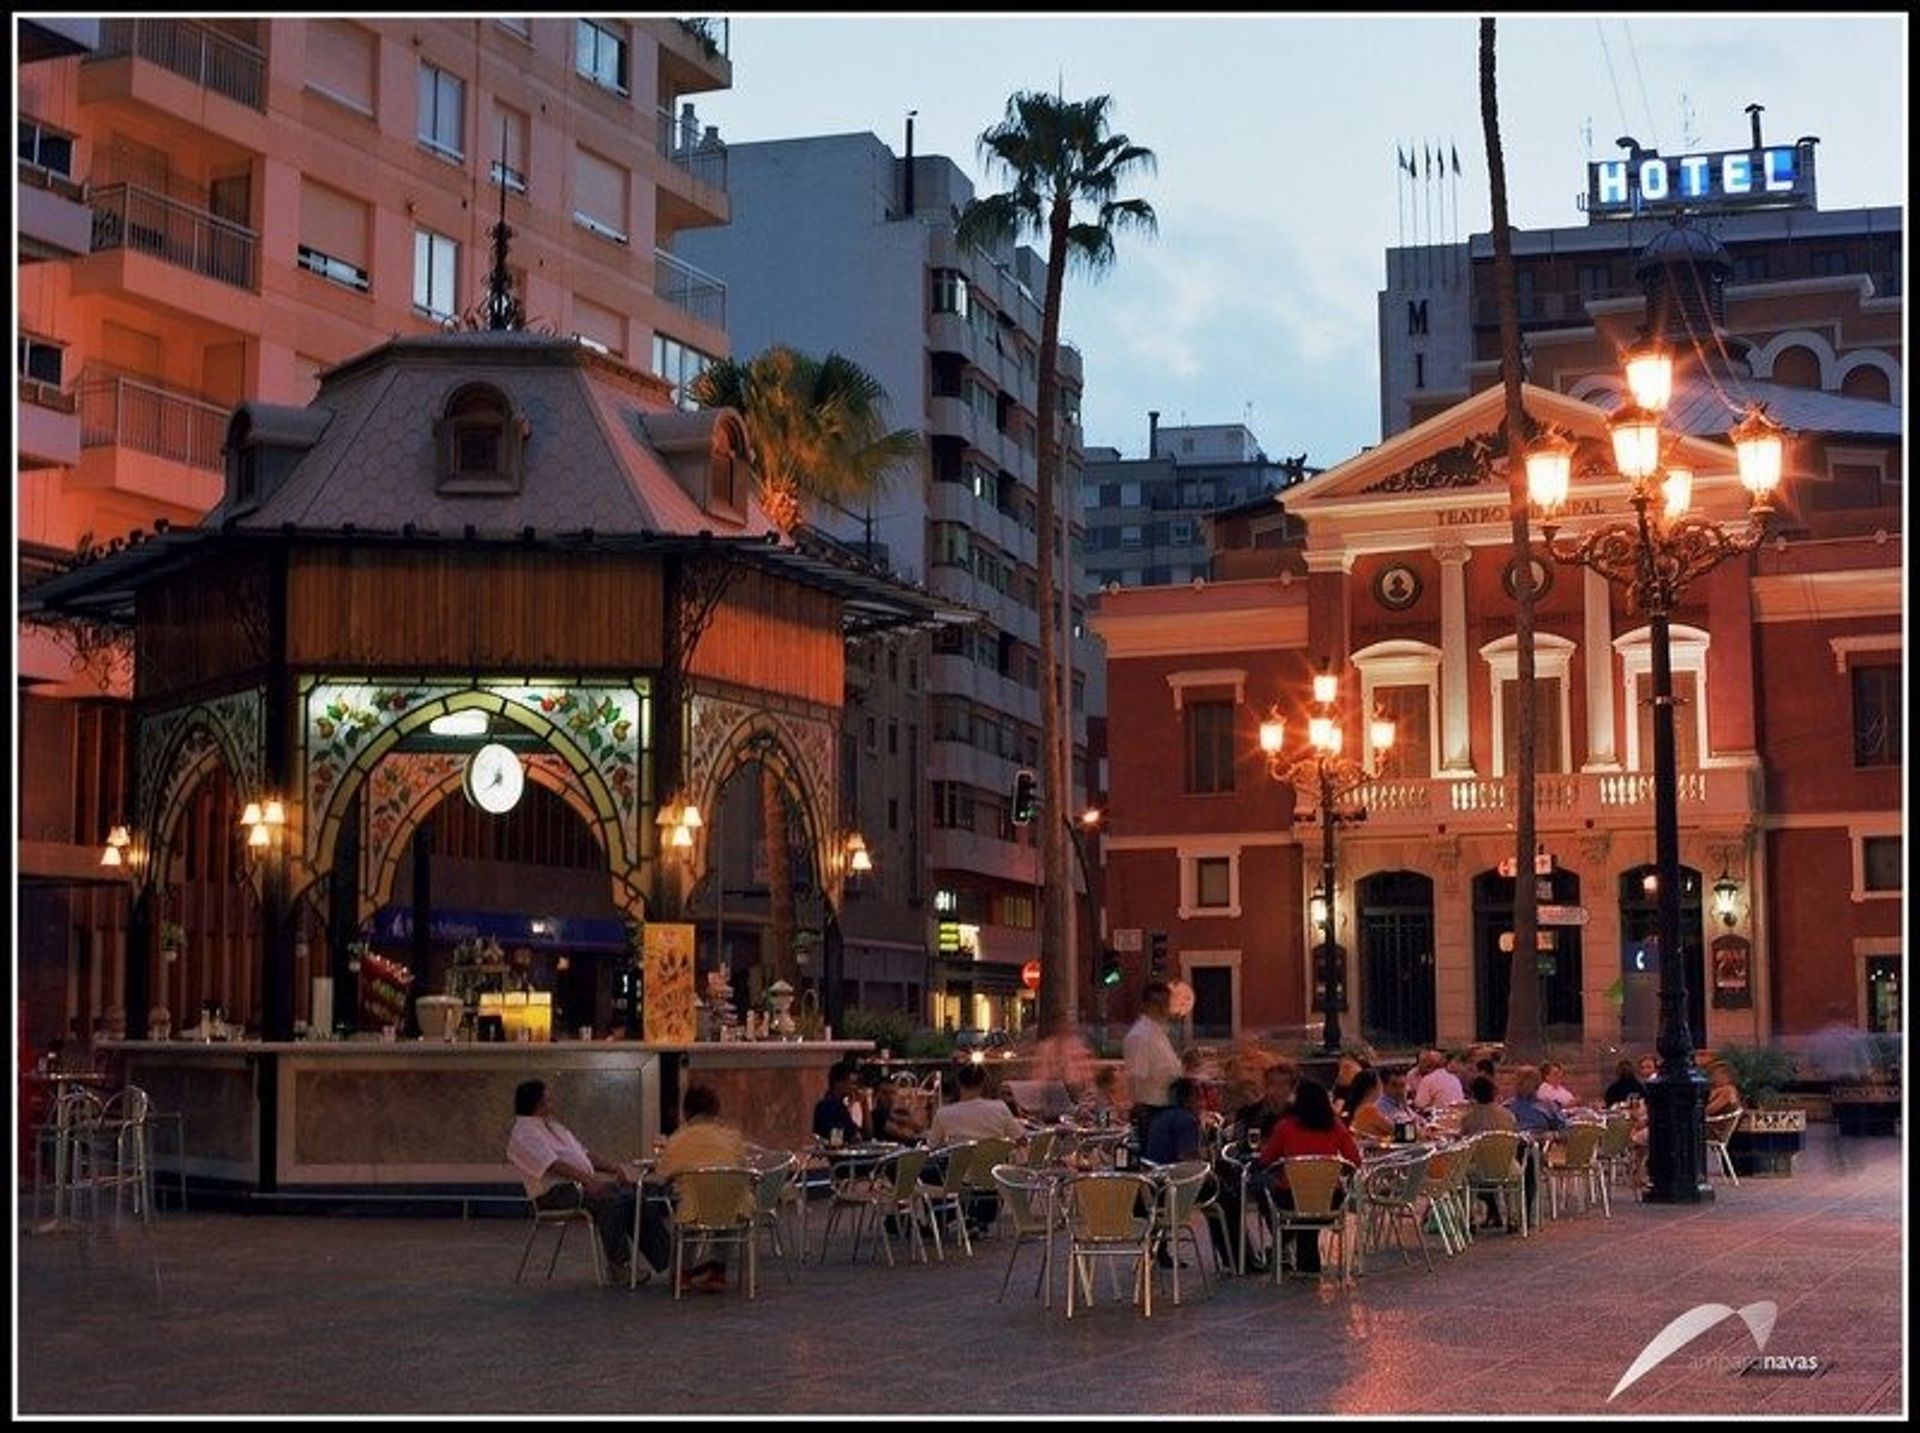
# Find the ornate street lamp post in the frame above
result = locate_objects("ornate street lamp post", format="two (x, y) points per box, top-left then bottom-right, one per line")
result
(1525, 340), (1786, 1204)
(1260, 667), (1396, 1053)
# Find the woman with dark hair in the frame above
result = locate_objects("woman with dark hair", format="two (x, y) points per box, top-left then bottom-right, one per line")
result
(1329, 1052), (1371, 1118)
(1254, 1078), (1361, 1276)
(1603, 1058), (1644, 1107)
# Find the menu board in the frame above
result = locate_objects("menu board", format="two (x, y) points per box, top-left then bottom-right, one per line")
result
(642, 923), (696, 1045)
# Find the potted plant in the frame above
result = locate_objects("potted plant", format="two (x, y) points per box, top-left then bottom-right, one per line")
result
(1717, 1043), (1807, 1176)
(160, 921), (185, 962)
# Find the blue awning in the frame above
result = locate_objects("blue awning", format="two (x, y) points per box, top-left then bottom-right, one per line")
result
(370, 906), (629, 954)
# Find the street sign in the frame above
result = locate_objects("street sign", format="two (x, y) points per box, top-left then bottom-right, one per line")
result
(1498, 853), (1557, 878)
(1538, 904), (1590, 927)
(1021, 960), (1042, 991)
(1113, 928), (1143, 952)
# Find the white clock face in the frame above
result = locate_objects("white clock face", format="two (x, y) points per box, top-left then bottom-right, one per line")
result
(465, 742), (525, 814)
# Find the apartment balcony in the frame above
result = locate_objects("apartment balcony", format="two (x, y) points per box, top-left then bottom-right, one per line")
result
(73, 368), (229, 510)
(87, 18), (264, 109)
(930, 828), (1043, 891)
(19, 163), (93, 261)
(78, 183), (260, 327)
(19, 380), (82, 468)
(654, 248), (726, 332)
(1345, 766), (1765, 837)
(656, 16), (732, 96)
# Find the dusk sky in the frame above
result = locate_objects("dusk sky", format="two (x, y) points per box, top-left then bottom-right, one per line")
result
(700, 13), (1907, 470)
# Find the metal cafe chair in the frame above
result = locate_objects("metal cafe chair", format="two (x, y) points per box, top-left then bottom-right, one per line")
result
(1062, 1171), (1158, 1319)
(1260, 1155), (1358, 1287)
(514, 1181), (608, 1287)
(668, 1166), (759, 1300)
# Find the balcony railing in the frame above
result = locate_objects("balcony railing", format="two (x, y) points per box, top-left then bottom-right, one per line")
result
(90, 183), (257, 290)
(656, 105), (729, 192)
(1348, 768), (1736, 826)
(79, 368), (229, 471)
(91, 18), (265, 111)
(654, 248), (726, 330)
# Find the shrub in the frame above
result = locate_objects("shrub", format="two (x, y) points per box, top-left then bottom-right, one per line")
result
(840, 1006), (915, 1052)
(1716, 1043), (1797, 1106)
(902, 1027), (954, 1060)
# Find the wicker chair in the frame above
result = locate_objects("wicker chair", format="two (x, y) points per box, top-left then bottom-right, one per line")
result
(1261, 1156), (1357, 1286)
(1704, 1109), (1744, 1185)
(1543, 1122), (1610, 1219)
(1063, 1171), (1158, 1319)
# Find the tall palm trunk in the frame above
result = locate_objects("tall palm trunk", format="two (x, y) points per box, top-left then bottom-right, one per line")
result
(1480, 17), (1545, 1063)
(1035, 195), (1074, 1037)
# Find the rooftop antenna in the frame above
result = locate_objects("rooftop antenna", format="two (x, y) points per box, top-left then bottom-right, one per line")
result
(902, 109), (917, 218)
(484, 118), (524, 331)
(1679, 92), (1699, 151)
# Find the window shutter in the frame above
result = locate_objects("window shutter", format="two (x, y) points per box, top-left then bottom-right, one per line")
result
(571, 295), (624, 356)
(301, 179), (368, 268)
(307, 21), (375, 112)
(573, 146), (627, 236)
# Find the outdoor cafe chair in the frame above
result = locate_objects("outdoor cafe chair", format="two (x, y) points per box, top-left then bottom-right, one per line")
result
(1704, 1109), (1744, 1186)
(1418, 1142), (1474, 1256)
(744, 1149), (802, 1282)
(1543, 1122), (1609, 1219)
(990, 1163), (1065, 1306)
(1464, 1131), (1529, 1237)
(1062, 1171), (1158, 1319)
(963, 1136), (1017, 1235)
(819, 1147), (930, 1267)
(1260, 1155), (1357, 1287)
(1152, 1160), (1215, 1305)
(922, 1141), (981, 1260)
(1597, 1110), (1636, 1191)
(514, 1180), (608, 1287)
(1359, 1149), (1435, 1273)
(1023, 1127), (1062, 1169)
(669, 1166), (759, 1300)
(1211, 1138), (1267, 1277)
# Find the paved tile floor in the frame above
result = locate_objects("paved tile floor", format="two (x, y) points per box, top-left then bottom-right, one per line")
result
(16, 1126), (1905, 1417)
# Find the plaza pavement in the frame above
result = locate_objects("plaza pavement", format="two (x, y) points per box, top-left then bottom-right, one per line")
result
(15, 1125), (1905, 1418)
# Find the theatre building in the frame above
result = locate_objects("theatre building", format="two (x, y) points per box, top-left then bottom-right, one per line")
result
(1095, 219), (1901, 1052)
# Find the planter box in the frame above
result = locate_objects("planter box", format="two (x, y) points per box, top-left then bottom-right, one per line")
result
(1730, 1107), (1806, 1177)
(1830, 1085), (1902, 1138)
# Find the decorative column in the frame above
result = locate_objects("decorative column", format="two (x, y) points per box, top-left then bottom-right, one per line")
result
(1582, 566), (1620, 770)
(1435, 542), (1473, 773)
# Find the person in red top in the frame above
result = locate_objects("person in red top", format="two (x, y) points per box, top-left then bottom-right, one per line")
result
(1255, 1078), (1360, 1275)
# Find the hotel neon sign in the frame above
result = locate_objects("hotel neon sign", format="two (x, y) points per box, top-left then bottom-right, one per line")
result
(1585, 144), (1815, 221)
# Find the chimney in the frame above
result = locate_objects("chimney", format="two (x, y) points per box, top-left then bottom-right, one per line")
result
(1148, 410), (1160, 458)
(1745, 102), (1764, 150)
(903, 110), (917, 218)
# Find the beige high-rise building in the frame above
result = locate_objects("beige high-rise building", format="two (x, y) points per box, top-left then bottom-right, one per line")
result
(16, 16), (733, 1036)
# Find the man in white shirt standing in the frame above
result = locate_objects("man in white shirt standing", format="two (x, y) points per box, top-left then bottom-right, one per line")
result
(507, 1078), (643, 1284)
(1123, 980), (1183, 1148)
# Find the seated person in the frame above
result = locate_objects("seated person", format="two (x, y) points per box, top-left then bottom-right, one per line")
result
(1458, 1075), (1516, 1136)
(1227, 1060), (1296, 1148)
(651, 1082), (747, 1291)
(812, 1061), (866, 1145)
(1254, 1079), (1361, 1276)
(1143, 1077), (1206, 1165)
(924, 1060), (1024, 1231)
(1345, 1069), (1396, 1141)
(507, 1078), (646, 1285)
(1373, 1067), (1414, 1127)
(1537, 1060), (1578, 1109)
(1602, 1058), (1645, 1107)
(1705, 1062), (1743, 1118)
(1505, 1066), (1569, 1134)
(869, 1082), (922, 1143)
(1329, 1052), (1371, 1119)
(1075, 1064), (1130, 1128)
(1413, 1050), (1467, 1110)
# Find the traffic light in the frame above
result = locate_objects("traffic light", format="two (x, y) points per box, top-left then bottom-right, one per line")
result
(1099, 948), (1123, 987)
(1148, 930), (1169, 976)
(1011, 768), (1038, 825)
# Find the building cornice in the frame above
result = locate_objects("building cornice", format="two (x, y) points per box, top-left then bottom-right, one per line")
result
(1750, 568), (1902, 623)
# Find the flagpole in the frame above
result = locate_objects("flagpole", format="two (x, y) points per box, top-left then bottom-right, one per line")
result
(1424, 141), (1435, 289)
(1396, 148), (1406, 272)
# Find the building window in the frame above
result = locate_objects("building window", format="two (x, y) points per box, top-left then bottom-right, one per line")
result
(417, 63), (464, 161)
(1484, 633), (1574, 777)
(931, 269), (970, 317)
(1184, 699), (1236, 795)
(298, 179), (370, 292)
(572, 295), (626, 360)
(1501, 677), (1565, 775)
(19, 334), (64, 387)
(1170, 519), (1193, 545)
(652, 334), (713, 411)
(1179, 851), (1240, 918)
(576, 19), (629, 94)
(434, 383), (524, 494)
(1863, 837), (1902, 893)
(1576, 262), (1611, 299)
(496, 18), (532, 39)
(1810, 248), (1850, 278)
(19, 116), (76, 178)
(489, 103), (530, 193)
(412, 229), (458, 320)
(1373, 682), (1433, 779)
(1730, 253), (1770, 284)
(887, 721), (898, 756)
(306, 20), (376, 115)
(1852, 664), (1900, 767)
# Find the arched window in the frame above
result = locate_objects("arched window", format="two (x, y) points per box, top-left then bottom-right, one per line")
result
(708, 412), (748, 520)
(435, 382), (525, 494)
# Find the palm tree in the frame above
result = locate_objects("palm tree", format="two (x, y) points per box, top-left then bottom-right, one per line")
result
(956, 92), (1156, 1037)
(690, 347), (919, 988)
(1479, 18), (1546, 1062)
